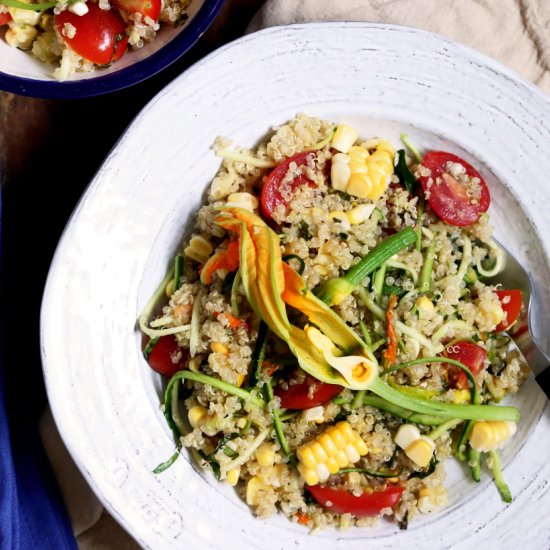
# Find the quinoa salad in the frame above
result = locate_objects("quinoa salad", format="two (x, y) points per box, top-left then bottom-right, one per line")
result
(139, 114), (528, 531)
(0, 0), (191, 80)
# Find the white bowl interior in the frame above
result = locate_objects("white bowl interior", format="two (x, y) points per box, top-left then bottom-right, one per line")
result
(41, 23), (550, 549)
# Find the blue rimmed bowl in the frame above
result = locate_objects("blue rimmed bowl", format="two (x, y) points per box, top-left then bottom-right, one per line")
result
(0, 0), (224, 98)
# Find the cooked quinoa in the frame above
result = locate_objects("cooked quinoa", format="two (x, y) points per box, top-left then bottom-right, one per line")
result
(0, 0), (191, 81)
(140, 114), (528, 531)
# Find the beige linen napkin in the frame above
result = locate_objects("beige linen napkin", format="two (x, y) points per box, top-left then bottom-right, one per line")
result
(44, 1), (550, 547)
(248, 0), (550, 93)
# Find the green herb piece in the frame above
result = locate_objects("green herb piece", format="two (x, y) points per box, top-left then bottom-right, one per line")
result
(415, 197), (424, 251)
(394, 149), (419, 196)
(298, 220), (310, 240)
(153, 450), (180, 474)
(382, 284), (406, 298)
(338, 466), (402, 478)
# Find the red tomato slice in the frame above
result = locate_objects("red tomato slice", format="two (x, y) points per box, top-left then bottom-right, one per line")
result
(147, 335), (188, 377)
(112, 0), (161, 21)
(494, 289), (523, 332)
(274, 374), (342, 410)
(55, 3), (128, 65)
(0, 12), (12, 25)
(308, 484), (404, 517)
(418, 151), (490, 227)
(260, 152), (316, 220)
(443, 340), (487, 390)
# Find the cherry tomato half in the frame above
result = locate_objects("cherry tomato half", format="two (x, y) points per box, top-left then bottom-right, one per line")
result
(418, 151), (490, 227)
(55, 3), (128, 66)
(0, 12), (12, 25)
(443, 340), (487, 390)
(147, 335), (188, 377)
(274, 373), (342, 410)
(260, 152), (316, 220)
(494, 289), (523, 332)
(308, 484), (404, 517)
(112, 0), (161, 21)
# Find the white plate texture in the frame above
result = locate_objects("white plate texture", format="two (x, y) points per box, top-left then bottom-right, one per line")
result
(41, 23), (550, 550)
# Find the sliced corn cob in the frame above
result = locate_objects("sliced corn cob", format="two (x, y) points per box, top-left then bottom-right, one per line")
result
(469, 420), (517, 452)
(394, 424), (436, 467)
(296, 421), (368, 485)
(330, 140), (395, 200)
(184, 235), (213, 264)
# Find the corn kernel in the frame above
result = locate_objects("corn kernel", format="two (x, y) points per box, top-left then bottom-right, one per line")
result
(325, 456), (340, 475)
(332, 124), (358, 153)
(344, 444), (360, 463)
(236, 374), (245, 387)
(332, 152), (350, 164)
(348, 160), (368, 174)
(347, 204), (375, 225)
(316, 463), (331, 482)
(328, 211), (351, 231)
(453, 389), (471, 404)
(326, 426), (346, 449)
(188, 357), (201, 372)
(246, 477), (267, 506)
(415, 296), (435, 320)
(211, 342), (229, 355)
(310, 441), (328, 463)
(317, 433), (337, 456)
(480, 300), (505, 328)
(297, 463), (319, 486)
(255, 443), (275, 467)
(395, 424), (421, 451)
(302, 405), (324, 423)
(405, 437), (435, 467)
(226, 468), (240, 487)
(335, 449), (349, 468)
(330, 158), (351, 192)
(346, 173), (373, 198)
(354, 434), (368, 455)
(338, 421), (357, 444)
(297, 446), (316, 469)
(348, 146), (370, 160)
(188, 405), (208, 428)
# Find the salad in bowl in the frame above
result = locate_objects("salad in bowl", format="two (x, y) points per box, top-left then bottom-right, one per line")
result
(138, 114), (527, 531)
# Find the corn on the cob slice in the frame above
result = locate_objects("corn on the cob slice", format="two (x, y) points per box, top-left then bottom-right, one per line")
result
(296, 421), (368, 485)
(469, 420), (517, 452)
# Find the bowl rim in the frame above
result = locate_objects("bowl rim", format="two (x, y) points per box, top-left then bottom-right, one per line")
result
(0, 0), (224, 99)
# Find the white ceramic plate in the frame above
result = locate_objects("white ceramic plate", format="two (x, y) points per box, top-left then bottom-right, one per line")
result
(41, 23), (550, 549)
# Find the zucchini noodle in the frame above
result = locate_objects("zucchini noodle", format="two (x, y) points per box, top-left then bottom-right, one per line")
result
(224, 429), (270, 473)
(476, 239), (504, 277)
